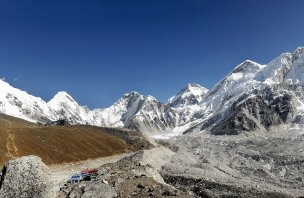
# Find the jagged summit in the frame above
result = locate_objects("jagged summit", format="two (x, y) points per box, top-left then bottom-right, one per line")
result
(167, 83), (208, 108)
(123, 91), (141, 98)
(185, 83), (205, 89)
(182, 83), (209, 95)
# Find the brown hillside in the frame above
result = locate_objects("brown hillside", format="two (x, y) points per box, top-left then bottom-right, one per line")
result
(0, 114), (151, 166)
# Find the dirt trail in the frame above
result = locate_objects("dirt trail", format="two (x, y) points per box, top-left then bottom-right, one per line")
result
(1, 118), (19, 159)
(6, 133), (18, 158)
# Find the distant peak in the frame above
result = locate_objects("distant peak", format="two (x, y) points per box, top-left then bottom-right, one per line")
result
(186, 83), (202, 89)
(238, 60), (259, 67)
(182, 83), (208, 93)
(49, 91), (76, 104)
(55, 91), (70, 97)
(54, 91), (73, 98)
(123, 91), (142, 98)
(232, 60), (262, 73)
(167, 83), (209, 107)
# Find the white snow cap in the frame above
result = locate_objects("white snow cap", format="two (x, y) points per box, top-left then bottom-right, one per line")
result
(48, 91), (79, 111)
(167, 83), (209, 108)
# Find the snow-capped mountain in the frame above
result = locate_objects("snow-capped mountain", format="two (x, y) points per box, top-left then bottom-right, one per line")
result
(1, 47), (304, 137)
(91, 92), (177, 133)
(0, 79), (55, 123)
(0, 82), (177, 134)
(125, 94), (178, 133)
(183, 47), (304, 135)
(167, 83), (208, 108)
(47, 91), (92, 124)
(166, 83), (208, 127)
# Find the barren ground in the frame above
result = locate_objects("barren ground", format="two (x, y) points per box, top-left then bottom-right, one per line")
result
(0, 114), (152, 166)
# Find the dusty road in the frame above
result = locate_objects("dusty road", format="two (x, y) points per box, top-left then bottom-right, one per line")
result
(49, 151), (136, 196)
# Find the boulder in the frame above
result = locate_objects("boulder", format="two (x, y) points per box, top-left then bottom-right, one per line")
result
(0, 155), (52, 198)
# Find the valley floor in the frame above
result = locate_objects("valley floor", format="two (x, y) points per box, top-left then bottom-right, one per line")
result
(161, 130), (304, 197)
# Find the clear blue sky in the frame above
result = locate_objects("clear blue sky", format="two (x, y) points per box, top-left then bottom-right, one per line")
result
(0, 0), (303, 108)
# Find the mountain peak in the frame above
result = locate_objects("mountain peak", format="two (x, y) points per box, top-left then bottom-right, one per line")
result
(123, 91), (142, 99)
(183, 83), (208, 93)
(232, 60), (262, 74)
(187, 83), (201, 88)
(167, 83), (208, 108)
(48, 91), (79, 111)
(50, 91), (76, 103)
(54, 91), (71, 97)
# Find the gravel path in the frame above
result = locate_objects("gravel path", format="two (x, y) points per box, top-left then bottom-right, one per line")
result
(49, 152), (136, 196)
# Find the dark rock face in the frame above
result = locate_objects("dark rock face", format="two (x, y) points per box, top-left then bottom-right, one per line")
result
(0, 156), (52, 198)
(211, 87), (295, 135)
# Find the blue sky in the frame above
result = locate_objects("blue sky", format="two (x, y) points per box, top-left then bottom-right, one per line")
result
(0, 0), (304, 108)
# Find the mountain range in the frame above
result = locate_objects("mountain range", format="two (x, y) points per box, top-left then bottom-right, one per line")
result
(1, 47), (304, 137)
